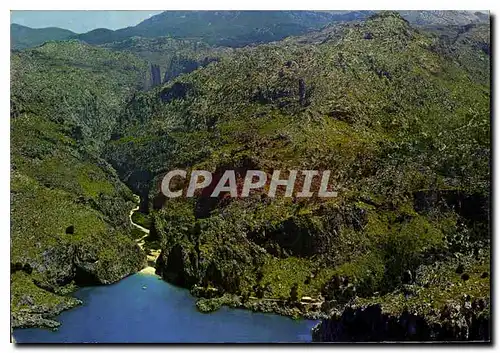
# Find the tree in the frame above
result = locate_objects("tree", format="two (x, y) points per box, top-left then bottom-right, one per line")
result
(289, 283), (299, 303)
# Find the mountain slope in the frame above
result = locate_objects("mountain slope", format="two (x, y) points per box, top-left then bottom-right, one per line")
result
(73, 10), (489, 49)
(10, 11), (490, 340)
(425, 22), (490, 85)
(75, 11), (372, 47)
(399, 10), (489, 26)
(12, 11), (489, 51)
(103, 12), (490, 335)
(11, 23), (75, 50)
(10, 41), (149, 328)
(101, 36), (232, 86)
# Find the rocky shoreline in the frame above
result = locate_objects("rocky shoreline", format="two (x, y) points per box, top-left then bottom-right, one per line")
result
(11, 296), (83, 330)
(240, 299), (328, 320)
(11, 201), (149, 331)
(311, 301), (490, 342)
(190, 285), (328, 320)
(13, 203), (491, 343)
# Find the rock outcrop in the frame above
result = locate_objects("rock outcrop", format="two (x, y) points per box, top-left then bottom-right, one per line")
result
(150, 64), (161, 87)
(312, 302), (490, 342)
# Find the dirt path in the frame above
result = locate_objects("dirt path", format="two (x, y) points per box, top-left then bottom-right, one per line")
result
(129, 205), (150, 235)
(129, 201), (161, 275)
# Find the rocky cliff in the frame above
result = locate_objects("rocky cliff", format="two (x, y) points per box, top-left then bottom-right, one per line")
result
(104, 13), (490, 341)
(10, 41), (148, 328)
(312, 301), (490, 342)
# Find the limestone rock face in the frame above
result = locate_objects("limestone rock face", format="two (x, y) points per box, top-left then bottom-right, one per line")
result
(150, 64), (161, 87)
(312, 302), (490, 342)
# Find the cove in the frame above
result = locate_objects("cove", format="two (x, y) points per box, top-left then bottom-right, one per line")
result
(13, 273), (318, 343)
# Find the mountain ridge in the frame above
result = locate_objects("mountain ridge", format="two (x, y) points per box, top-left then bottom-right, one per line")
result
(10, 23), (76, 50)
(11, 10), (489, 50)
(101, 13), (490, 337)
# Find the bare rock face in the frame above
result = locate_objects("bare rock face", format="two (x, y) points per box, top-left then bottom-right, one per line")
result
(150, 64), (161, 87)
(11, 237), (146, 329)
(11, 297), (83, 330)
(156, 244), (198, 288)
(298, 78), (307, 106)
(312, 302), (490, 342)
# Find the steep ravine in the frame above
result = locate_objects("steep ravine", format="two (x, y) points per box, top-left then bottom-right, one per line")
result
(129, 199), (161, 275)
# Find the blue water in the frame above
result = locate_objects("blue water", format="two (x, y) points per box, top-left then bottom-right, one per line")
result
(14, 273), (318, 343)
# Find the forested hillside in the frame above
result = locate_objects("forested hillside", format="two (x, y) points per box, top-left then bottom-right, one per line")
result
(11, 41), (149, 328)
(103, 12), (490, 339)
(101, 37), (232, 86)
(10, 11), (491, 341)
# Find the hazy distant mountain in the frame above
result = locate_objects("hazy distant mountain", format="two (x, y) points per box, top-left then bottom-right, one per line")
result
(74, 11), (373, 47)
(399, 10), (489, 26)
(74, 10), (490, 48)
(11, 10), (490, 51)
(10, 11), (490, 339)
(11, 23), (75, 50)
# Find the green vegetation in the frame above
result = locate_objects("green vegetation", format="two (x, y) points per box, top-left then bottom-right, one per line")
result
(131, 211), (152, 229)
(426, 23), (490, 85)
(311, 253), (490, 341)
(75, 11), (371, 47)
(11, 11), (490, 340)
(196, 294), (241, 313)
(11, 40), (149, 152)
(10, 41), (148, 328)
(105, 12), (490, 332)
(102, 37), (231, 85)
(355, 254), (490, 318)
(11, 24), (75, 50)
(11, 271), (82, 329)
